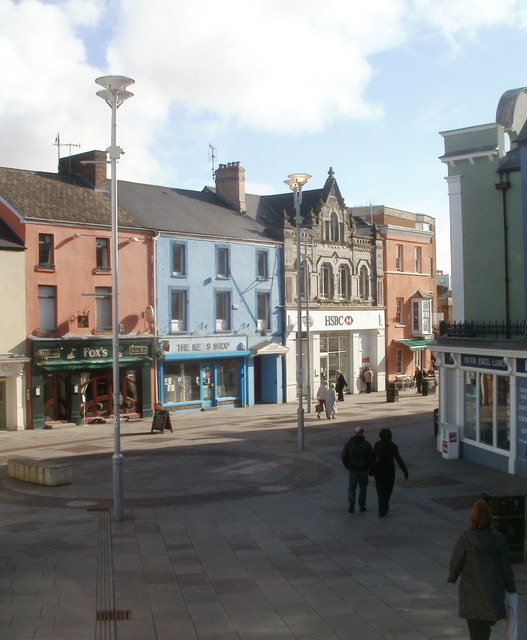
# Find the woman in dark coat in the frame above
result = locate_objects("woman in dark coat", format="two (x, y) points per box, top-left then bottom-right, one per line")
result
(448, 499), (516, 640)
(335, 370), (348, 401)
(370, 428), (408, 517)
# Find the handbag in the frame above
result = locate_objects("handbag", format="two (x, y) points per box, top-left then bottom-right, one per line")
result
(505, 592), (518, 640)
(315, 403), (321, 413)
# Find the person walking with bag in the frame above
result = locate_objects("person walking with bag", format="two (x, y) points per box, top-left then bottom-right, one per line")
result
(448, 499), (517, 640)
(316, 381), (328, 419)
(370, 428), (408, 517)
(341, 427), (372, 513)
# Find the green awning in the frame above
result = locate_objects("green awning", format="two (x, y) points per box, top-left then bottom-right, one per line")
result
(394, 339), (433, 351)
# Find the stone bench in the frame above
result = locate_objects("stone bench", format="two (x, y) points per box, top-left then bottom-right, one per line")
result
(7, 458), (72, 486)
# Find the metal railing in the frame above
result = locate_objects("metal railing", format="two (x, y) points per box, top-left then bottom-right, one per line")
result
(439, 320), (527, 339)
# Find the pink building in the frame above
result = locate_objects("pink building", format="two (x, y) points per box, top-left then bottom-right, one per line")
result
(0, 153), (155, 428)
(351, 206), (436, 386)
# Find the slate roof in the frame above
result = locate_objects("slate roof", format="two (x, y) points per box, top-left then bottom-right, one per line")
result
(0, 167), (144, 229)
(0, 217), (24, 250)
(117, 180), (277, 242)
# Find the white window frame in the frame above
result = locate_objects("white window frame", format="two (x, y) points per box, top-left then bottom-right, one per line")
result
(412, 298), (432, 336)
(38, 285), (56, 331)
(257, 250), (268, 279)
(256, 292), (270, 331)
(395, 244), (403, 271)
(320, 264), (333, 300)
(96, 237), (110, 271)
(172, 243), (186, 277)
(359, 265), (370, 300)
(395, 297), (404, 324)
(215, 290), (231, 331)
(414, 246), (422, 273)
(338, 264), (351, 300)
(171, 289), (187, 332)
(95, 286), (112, 331)
(38, 233), (54, 269)
(216, 246), (230, 278)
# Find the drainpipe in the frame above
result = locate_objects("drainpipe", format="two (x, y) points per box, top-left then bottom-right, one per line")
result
(495, 173), (511, 336)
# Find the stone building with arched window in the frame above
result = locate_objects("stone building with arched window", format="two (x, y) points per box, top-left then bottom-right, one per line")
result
(261, 168), (385, 404)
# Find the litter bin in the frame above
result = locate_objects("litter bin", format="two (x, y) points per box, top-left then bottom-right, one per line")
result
(482, 493), (525, 563)
(421, 378), (430, 396)
(386, 382), (399, 403)
(433, 408), (439, 437)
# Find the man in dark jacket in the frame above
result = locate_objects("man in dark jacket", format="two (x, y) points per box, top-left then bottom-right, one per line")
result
(341, 427), (373, 513)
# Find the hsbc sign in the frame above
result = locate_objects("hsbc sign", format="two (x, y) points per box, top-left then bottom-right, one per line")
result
(295, 308), (383, 332)
(324, 315), (353, 326)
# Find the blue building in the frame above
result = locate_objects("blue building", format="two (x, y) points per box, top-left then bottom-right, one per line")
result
(118, 162), (286, 411)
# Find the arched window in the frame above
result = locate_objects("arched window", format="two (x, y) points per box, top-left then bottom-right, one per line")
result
(330, 213), (339, 242)
(338, 264), (351, 300)
(359, 265), (369, 299)
(320, 263), (333, 300)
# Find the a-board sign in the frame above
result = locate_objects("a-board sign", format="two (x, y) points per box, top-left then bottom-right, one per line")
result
(151, 409), (173, 433)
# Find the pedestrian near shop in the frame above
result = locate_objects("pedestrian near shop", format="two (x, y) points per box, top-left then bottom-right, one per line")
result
(370, 428), (408, 517)
(316, 381), (328, 419)
(325, 382), (337, 419)
(363, 367), (374, 393)
(448, 499), (517, 640)
(341, 427), (373, 513)
(414, 366), (423, 394)
(335, 370), (348, 401)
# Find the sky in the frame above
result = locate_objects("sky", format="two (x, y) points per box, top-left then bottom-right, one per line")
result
(2, 1), (527, 274)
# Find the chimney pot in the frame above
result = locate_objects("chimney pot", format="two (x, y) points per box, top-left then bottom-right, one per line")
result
(58, 150), (108, 189)
(215, 161), (246, 214)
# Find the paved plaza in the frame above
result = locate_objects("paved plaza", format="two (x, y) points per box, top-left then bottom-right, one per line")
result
(0, 390), (525, 639)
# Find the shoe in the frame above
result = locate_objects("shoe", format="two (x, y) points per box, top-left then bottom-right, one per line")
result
(378, 512), (387, 517)
(331, 416), (336, 419)
(359, 507), (367, 512)
(348, 502), (355, 513)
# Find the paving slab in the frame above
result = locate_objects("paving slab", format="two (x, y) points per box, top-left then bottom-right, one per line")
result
(0, 390), (525, 639)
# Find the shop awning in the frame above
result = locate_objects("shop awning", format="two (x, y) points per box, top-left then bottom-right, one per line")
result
(250, 340), (289, 356)
(394, 339), (433, 351)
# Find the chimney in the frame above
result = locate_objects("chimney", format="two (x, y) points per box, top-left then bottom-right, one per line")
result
(58, 150), (108, 189)
(215, 161), (246, 213)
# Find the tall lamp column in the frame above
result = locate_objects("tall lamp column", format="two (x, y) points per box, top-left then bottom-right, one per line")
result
(95, 75), (134, 521)
(284, 173), (311, 451)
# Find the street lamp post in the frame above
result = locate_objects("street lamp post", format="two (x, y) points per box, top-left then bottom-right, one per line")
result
(96, 75), (134, 521)
(284, 173), (311, 451)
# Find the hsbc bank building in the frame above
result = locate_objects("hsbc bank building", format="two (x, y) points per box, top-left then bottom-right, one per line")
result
(284, 307), (386, 403)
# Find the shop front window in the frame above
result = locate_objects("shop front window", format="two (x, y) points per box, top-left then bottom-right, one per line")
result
(463, 370), (510, 451)
(163, 361), (200, 404)
(464, 371), (477, 441)
(216, 359), (237, 398)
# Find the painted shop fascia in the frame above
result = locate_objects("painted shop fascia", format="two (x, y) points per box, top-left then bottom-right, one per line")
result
(433, 340), (527, 477)
(29, 336), (154, 429)
(157, 334), (252, 412)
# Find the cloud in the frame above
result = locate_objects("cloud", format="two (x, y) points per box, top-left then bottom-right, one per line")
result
(0, 0), (526, 186)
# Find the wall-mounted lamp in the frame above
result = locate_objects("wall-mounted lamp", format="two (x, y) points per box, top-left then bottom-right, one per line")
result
(73, 233), (83, 238)
(128, 236), (140, 243)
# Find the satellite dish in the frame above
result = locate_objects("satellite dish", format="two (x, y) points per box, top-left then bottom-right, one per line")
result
(145, 306), (155, 324)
